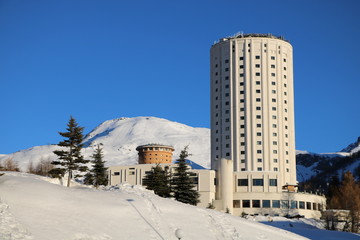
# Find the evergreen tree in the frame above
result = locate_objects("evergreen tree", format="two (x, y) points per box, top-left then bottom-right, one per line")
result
(87, 145), (108, 188)
(50, 116), (89, 187)
(171, 146), (200, 205)
(143, 164), (171, 198)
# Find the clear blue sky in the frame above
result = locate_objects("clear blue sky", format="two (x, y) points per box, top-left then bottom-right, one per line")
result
(1, 0), (359, 154)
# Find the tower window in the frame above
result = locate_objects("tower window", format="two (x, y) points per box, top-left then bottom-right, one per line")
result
(255, 64), (260, 68)
(255, 72), (261, 76)
(271, 56), (275, 60)
(255, 55), (260, 59)
(253, 179), (264, 186)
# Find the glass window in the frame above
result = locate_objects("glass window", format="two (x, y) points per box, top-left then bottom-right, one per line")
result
(263, 200), (270, 208)
(255, 55), (260, 59)
(233, 200), (241, 208)
(269, 179), (277, 186)
(238, 179), (248, 186)
(242, 200), (250, 208)
(272, 200), (280, 208)
(255, 72), (261, 76)
(299, 201), (305, 209)
(252, 200), (260, 208)
(253, 179), (263, 186)
(291, 200), (298, 209)
(281, 200), (289, 209)
(306, 202), (312, 209)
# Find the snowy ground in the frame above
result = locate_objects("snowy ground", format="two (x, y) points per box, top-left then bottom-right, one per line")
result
(0, 172), (359, 240)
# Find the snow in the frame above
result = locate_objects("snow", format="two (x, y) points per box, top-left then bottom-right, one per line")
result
(0, 117), (210, 171)
(1, 172), (359, 240)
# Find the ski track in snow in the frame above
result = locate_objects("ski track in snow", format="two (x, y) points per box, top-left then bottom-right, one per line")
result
(0, 201), (33, 240)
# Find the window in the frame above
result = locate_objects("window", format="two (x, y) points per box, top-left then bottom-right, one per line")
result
(241, 168), (245, 171)
(257, 141), (262, 145)
(240, 133), (245, 137)
(226, 144), (229, 148)
(313, 203), (317, 210)
(286, 168), (289, 172)
(240, 56), (244, 60)
(240, 99), (245, 103)
(272, 200), (280, 208)
(284, 67), (287, 70)
(271, 73), (276, 77)
(256, 98), (261, 102)
(225, 101), (229, 105)
(238, 179), (248, 186)
(241, 159), (245, 163)
(272, 98), (276, 102)
(225, 93), (229, 97)
(255, 55), (260, 59)
(272, 115), (277, 119)
(225, 68), (229, 72)
(273, 132), (277, 136)
(225, 84), (229, 88)
(215, 64), (218, 68)
(225, 109), (230, 114)
(256, 81), (261, 85)
(283, 58), (287, 62)
(272, 90), (276, 94)
(274, 167), (278, 171)
(272, 124), (277, 128)
(225, 118), (229, 122)
(272, 107), (277, 111)
(299, 201), (305, 209)
(273, 141), (277, 145)
(291, 200), (298, 209)
(226, 152), (230, 156)
(240, 108), (245, 111)
(255, 64), (260, 68)
(273, 150), (278, 154)
(233, 200), (241, 208)
(240, 90), (244, 94)
(241, 142), (245, 146)
(225, 59), (229, 63)
(256, 107), (261, 110)
(240, 125), (245, 128)
(273, 159), (278, 163)
(263, 200), (270, 208)
(226, 135), (230, 139)
(256, 115), (261, 119)
(271, 64), (275, 68)
(252, 200), (260, 208)
(257, 158), (262, 162)
(225, 76), (229, 80)
(225, 127), (229, 131)
(114, 172), (120, 176)
(257, 132), (261, 136)
(240, 82), (244, 86)
(256, 89), (261, 93)
(240, 65), (244, 69)
(256, 124), (261, 127)
(240, 73), (244, 77)
(240, 116), (245, 120)
(253, 179), (264, 186)
(258, 167), (263, 172)
(242, 200), (250, 208)
(281, 200), (289, 209)
(241, 151), (245, 154)
(255, 72), (261, 76)
(271, 56), (275, 60)
(271, 82), (276, 85)
(257, 150), (262, 154)
(269, 179), (277, 186)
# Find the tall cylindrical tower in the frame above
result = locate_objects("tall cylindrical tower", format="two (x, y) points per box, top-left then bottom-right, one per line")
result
(210, 34), (296, 188)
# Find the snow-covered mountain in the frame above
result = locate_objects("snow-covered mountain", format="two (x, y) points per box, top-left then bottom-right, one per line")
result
(341, 136), (360, 153)
(0, 117), (210, 171)
(1, 116), (359, 185)
(1, 172), (358, 240)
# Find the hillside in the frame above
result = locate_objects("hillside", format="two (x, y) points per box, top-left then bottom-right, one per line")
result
(1, 116), (359, 186)
(1, 172), (359, 240)
(0, 117), (210, 171)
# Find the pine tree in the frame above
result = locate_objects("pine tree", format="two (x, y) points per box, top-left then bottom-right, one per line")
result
(143, 164), (171, 198)
(88, 145), (108, 188)
(171, 146), (200, 205)
(50, 116), (89, 187)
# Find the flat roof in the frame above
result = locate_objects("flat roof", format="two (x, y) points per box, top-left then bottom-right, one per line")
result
(215, 33), (289, 45)
(136, 144), (174, 150)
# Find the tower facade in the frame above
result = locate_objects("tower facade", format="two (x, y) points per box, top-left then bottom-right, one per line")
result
(210, 34), (297, 190)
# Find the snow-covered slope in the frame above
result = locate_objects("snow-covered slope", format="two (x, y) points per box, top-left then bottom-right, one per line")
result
(341, 136), (360, 154)
(2, 172), (359, 240)
(0, 117), (210, 171)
